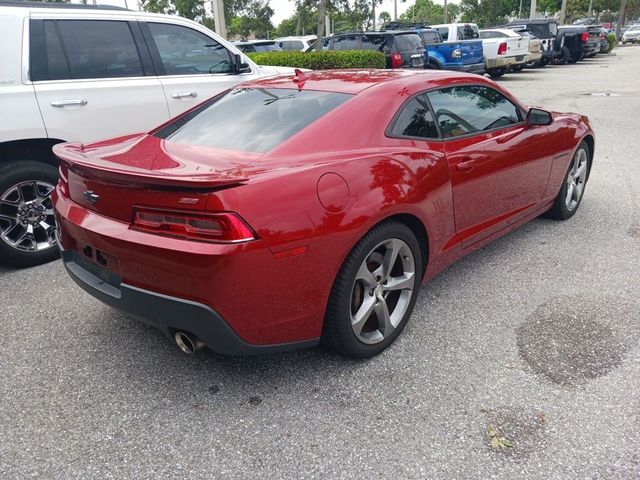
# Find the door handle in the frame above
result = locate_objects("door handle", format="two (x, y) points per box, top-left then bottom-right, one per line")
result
(456, 158), (476, 172)
(50, 99), (87, 107)
(171, 91), (198, 99)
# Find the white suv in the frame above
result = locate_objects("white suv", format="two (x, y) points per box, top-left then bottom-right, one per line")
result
(0, 1), (295, 267)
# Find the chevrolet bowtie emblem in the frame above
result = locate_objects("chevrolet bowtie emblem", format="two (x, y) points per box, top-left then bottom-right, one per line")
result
(83, 190), (100, 204)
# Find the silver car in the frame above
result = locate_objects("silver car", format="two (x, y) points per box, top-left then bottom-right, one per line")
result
(622, 25), (640, 43)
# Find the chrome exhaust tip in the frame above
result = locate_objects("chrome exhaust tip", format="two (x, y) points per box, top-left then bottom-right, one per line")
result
(174, 331), (205, 354)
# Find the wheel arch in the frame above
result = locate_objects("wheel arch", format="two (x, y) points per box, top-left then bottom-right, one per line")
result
(0, 138), (66, 168)
(373, 212), (430, 277)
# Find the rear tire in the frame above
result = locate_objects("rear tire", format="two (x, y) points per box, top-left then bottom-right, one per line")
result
(322, 221), (423, 358)
(488, 67), (507, 78)
(511, 64), (525, 72)
(0, 160), (60, 267)
(544, 141), (591, 221)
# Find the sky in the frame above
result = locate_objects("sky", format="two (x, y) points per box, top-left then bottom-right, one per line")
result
(79, 0), (420, 29)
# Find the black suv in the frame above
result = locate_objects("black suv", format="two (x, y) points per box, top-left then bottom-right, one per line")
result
(327, 31), (426, 69)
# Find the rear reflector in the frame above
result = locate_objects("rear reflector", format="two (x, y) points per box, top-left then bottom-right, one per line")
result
(497, 42), (507, 55)
(391, 53), (403, 68)
(132, 207), (256, 243)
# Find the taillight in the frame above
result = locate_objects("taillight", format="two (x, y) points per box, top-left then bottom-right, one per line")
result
(58, 162), (69, 197)
(497, 42), (507, 55)
(132, 207), (256, 243)
(391, 52), (403, 68)
(581, 31), (589, 42)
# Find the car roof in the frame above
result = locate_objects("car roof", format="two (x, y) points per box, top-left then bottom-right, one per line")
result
(333, 30), (420, 36)
(241, 69), (488, 95)
(0, 0), (128, 10)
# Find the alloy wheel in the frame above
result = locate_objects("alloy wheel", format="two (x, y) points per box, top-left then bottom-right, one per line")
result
(0, 180), (57, 253)
(565, 148), (588, 211)
(350, 238), (416, 345)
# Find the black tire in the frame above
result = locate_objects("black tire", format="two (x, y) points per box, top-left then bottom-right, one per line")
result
(0, 160), (60, 267)
(537, 58), (548, 67)
(428, 61), (441, 70)
(511, 64), (525, 72)
(544, 141), (591, 221)
(322, 221), (423, 358)
(488, 67), (507, 78)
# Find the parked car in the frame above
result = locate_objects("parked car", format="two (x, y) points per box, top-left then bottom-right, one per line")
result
(233, 40), (282, 53)
(383, 22), (485, 74)
(480, 28), (535, 74)
(327, 31), (425, 69)
(622, 24), (640, 43)
(53, 69), (595, 358)
(511, 29), (546, 68)
(557, 25), (601, 63)
(498, 19), (561, 66)
(274, 35), (317, 51)
(0, 0), (297, 267)
(430, 23), (485, 73)
(595, 26), (610, 53)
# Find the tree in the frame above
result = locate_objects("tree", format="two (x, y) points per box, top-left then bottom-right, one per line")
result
(316, 0), (328, 50)
(378, 10), (392, 25)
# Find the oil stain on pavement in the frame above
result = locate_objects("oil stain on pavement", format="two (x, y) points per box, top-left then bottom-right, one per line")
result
(516, 295), (640, 387)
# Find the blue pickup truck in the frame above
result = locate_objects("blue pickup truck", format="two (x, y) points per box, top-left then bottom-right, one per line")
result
(419, 26), (485, 73)
(383, 22), (485, 74)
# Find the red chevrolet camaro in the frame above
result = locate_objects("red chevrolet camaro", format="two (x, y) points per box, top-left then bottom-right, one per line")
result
(52, 69), (594, 358)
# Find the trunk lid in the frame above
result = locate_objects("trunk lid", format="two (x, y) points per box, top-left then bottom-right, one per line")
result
(54, 134), (258, 222)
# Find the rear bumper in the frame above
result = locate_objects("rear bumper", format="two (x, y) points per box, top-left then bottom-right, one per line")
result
(444, 62), (485, 74)
(60, 246), (319, 355)
(53, 186), (327, 353)
(486, 56), (526, 68)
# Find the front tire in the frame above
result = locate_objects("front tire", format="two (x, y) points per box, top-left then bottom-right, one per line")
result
(322, 221), (423, 358)
(545, 141), (591, 221)
(0, 160), (60, 267)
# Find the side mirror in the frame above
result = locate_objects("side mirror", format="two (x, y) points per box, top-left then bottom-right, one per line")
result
(232, 53), (252, 74)
(527, 108), (552, 126)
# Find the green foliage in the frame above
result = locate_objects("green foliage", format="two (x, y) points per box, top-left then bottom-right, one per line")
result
(246, 50), (386, 69)
(607, 32), (617, 52)
(402, 0), (459, 24)
(378, 11), (392, 25)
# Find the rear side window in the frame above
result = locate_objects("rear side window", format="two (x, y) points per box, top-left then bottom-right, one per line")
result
(253, 42), (281, 52)
(393, 33), (423, 52)
(361, 35), (388, 51)
(331, 35), (360, 50)
(389, 94), (438, 139)
(155, 88), (352, 153)
(56, 20), (144, 79)
(148, 23), (233, 75)
(30, 20), (70, 81)
(280, 40), (303, 51)
(427, 85), (521, 138)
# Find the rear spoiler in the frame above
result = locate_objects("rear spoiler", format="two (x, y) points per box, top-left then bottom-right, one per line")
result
(53, 143), (249, 189)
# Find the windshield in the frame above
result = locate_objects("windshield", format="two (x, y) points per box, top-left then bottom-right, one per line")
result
(254, 43), (281, 52)
(155, 88), (352, 153)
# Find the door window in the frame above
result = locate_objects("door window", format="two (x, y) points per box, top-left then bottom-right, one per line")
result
(331, 35), (361, 50)
(426, 85), (522, 138)
(55, 20), (144, 79)
(420, 30), (441, 44)
(30, 20), (71, 81)
(148, 23), (233, 75)
(388, 94), (438, 139)
(280, 40), (303, 51)
(457, 24), (480, 40)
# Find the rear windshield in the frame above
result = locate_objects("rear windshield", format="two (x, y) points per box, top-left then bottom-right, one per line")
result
(393, 33), (424, 52)
(420, 30), (441, 44)
(155, 88), (352, 153)
(457, 24), (480, 40)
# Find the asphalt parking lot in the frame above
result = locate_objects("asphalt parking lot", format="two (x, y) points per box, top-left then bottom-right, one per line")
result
(2, 46), (640, 479)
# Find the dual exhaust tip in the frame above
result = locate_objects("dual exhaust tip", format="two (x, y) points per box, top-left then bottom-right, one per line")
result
(174, 331), (205, 354)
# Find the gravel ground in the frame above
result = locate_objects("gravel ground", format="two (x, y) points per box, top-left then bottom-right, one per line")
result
(1, 47), (640, 480)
